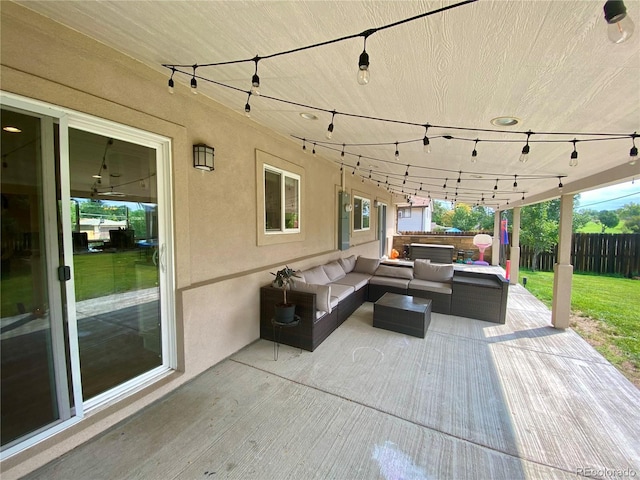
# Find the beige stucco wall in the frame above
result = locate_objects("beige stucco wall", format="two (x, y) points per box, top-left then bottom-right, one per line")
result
(0, 3), (391, 477)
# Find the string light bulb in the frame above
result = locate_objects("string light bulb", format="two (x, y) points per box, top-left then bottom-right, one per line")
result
(513, 175), (518, 191)
(251, 57), (261, 96)
(302, 139), (307, 153)
(312, 143), (317, 156)
(168, 68), (175, 94)
(558, 177), (564, 191)
(471, 139), (478, 163)
(569, 139), (579, 167)
(244, 92), (252, 117)
(519, 131), (532, 163)
(395, 142), (399, 159)
(190, 65), (198, 94)
(326, 111), (336, 139)
(604, 0), (635, 44)
(341, 144), (345, 158)
(422, 125), (431, 154)
(357, 35), (371, 85)
(629, 134), (638, 165)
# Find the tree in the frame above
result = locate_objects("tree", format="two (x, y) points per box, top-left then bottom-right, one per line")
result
(451, 203), (478, 231)
(473, 206), (495, 231)
(520, 202), (558, 271)
(597, 210), (619, 232)
(618, 203), (640, 232)
(431, 201), (447, 226)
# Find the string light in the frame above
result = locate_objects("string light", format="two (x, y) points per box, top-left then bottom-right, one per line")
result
(629, 133), (638, 165)
(513, 175), (518, 191)
(244, 92), (252, 117)
(356, 155), (361, 169)
(604, 0), (635, 44)
(395, 142), (400, 159)
(443, 178), (448, 189)
(558, 177), (564, 191)
(190, 65), (198, 94)
(251, 57), (261, 96)
(312, 143), (317, 156)
(326, 111), (336, 139)
(357, 32), (372, 85)
(302, 138), (307, 153)
(519, 131), (532, 163)
(471, 139), (478, 162)
(168, 67), (175, 94)
(456, 171), (462, 184)
(422, 125), (431, 154)
(569, 139), (579, 167)
(341, 144), (345, 158)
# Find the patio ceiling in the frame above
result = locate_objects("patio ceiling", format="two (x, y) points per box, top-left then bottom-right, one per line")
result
(15, 0), (640, 208)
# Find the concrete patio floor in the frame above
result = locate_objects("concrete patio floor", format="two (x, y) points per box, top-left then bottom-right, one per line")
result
(22, 284), (640, 479)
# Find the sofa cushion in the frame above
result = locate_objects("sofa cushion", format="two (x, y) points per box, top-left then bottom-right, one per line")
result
(292, 281), (332, 313)
(338, 255), (357, 273)
(331, 272), (371, 291)
(369, 276), (411, 289)
(408, 278), (453, 295)
(353, 256), (380, 274)
(329, 283), (355, 303)
(300, 265), (331, 285)
(322, 261), (346, 281)
(374, 264), (414, 280)
(413, 260), (453, 282)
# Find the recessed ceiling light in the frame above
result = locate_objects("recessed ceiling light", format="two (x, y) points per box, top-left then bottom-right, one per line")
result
(92, 174), (102, 179)
(471, 174), (484, 179)
(490, 117), (519, 127)
(3, 126), (22, 133)
(299, 112), (318, 121)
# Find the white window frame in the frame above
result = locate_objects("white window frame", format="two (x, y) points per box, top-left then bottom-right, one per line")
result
(353, 195), (371, 231)
(263, 164), (301, 235)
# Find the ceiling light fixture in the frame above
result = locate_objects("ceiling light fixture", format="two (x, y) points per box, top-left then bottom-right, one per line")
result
(569, 139), (579, 167)
(490, 116), (519, 127)
(2, 126), (21, 133)
(604, 0), (635, 44)
(519, 131), (532, 163)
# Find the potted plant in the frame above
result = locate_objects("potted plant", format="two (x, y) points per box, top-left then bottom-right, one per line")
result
(270, 266), (300, 323)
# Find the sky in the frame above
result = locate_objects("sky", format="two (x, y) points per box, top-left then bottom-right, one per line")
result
(577, 180), (640, 211)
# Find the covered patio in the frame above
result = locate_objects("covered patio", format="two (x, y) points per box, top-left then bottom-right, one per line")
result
(24, 285), (639, 479)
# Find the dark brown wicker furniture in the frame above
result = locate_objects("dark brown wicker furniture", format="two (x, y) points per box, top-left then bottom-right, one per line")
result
(409, 243), (455, 263)
(373, 293), (432, 338)
(451, 270), (509, 324)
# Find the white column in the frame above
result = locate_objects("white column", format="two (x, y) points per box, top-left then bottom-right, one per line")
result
(510, 207), (521, 285)
(552, 194), (574, 329)
(491, 209), (501, 266)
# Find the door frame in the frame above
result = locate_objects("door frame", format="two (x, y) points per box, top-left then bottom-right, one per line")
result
(0, 91), (176, 459)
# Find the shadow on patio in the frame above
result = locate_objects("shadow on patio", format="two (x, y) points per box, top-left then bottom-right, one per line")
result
(24, 285), (639, 479)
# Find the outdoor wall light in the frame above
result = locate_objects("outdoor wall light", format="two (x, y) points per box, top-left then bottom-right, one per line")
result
(193, 144), (214, 171)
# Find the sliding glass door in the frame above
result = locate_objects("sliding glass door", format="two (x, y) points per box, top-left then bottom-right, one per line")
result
(0, 96), (174, 454)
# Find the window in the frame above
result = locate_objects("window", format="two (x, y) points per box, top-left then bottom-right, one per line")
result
(264, 165), (300, 233)
(354, 196), (371, 231)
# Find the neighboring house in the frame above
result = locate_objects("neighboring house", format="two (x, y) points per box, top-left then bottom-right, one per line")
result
(397, 196), (433, 233)
(78, 218), (127, 241)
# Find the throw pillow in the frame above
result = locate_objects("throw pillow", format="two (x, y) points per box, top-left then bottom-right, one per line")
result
(338, 255), (357, 273)
(374, 264), (414, 279)
(353, 256), (380, 275)
(414, 261), (453, 282)
(300, 265), (331, 285)
(322, 261), (346, 281)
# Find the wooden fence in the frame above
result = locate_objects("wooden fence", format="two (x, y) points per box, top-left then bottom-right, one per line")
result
(519, 233), (640, 276)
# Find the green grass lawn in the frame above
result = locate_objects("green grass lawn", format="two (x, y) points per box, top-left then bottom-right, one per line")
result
(519, 268), (640, 384)
(577, 220), (626, 234)
(1, 251), (158, 317)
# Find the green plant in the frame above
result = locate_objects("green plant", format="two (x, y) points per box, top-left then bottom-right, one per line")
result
(270, 266), (299, 305)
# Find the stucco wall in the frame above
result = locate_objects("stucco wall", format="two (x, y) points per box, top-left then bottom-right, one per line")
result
(0, 3), (391, 476)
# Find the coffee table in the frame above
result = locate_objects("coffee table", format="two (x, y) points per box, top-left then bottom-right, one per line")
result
(373, 292), (432, 338)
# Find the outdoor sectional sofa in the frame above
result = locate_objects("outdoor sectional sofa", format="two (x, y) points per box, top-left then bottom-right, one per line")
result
(259, 255), (509, 352)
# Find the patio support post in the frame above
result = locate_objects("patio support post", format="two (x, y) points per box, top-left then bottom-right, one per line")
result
(551, 194), (574, 329)
(510, 207), (521, 285)
(491, 209), (501, 266)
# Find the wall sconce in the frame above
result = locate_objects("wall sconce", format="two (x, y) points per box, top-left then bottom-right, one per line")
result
(193, 144), (214, 171)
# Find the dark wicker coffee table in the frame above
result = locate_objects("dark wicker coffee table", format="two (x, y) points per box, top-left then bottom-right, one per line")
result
(373, 292), (432, 338)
